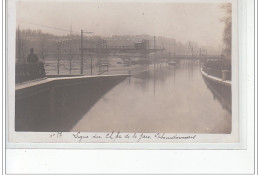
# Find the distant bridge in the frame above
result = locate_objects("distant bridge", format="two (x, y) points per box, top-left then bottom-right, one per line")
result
(170, 55), (224, 61)
(80, 46), (164, 54)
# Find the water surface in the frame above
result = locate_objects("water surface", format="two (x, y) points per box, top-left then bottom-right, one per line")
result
(71, 61), (231, 133)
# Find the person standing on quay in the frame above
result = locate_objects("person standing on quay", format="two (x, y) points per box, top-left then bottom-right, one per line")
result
(27, 48), (39, 63)
(26, 48), (45, 79)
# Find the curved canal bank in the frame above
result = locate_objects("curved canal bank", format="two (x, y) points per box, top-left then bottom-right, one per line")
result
(15, 74), (128, 131)
(201, 68), (232, 113)
(15, 61), (232, 133)
(71, 62), (232, 134)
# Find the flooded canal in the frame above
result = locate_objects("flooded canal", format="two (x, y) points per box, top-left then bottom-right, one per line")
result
(71, 61), (231, 134)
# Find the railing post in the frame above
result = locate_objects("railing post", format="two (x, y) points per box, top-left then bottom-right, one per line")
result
(57, 60), (60, 75)
(206, 68), (210, 75)
(222, 70), (228, 81)
(15, 62), (46, 84)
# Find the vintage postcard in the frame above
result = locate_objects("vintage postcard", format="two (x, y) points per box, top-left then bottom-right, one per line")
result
(7, 0), (241, 148)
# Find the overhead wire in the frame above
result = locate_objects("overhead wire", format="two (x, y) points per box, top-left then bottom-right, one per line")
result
(17, 20), (93, 34)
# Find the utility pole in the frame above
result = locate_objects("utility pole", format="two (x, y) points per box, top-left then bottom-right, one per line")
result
(153, 36), (156, 97)
(173, 40), (176, 56)
(57, 42), (62, 75)
(80, 29), (94, 74)
(17, 26), (21, 62)
(41, 40), (44, 63)
(91, 56), (93, 75)
(69, 25), (73, 74)
(154, 36), (156, 68)
(80, 30), (84, 74)
(90, 38), (93, 75)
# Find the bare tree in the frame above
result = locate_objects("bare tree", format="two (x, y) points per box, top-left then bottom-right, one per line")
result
(39, 35), (48, 63)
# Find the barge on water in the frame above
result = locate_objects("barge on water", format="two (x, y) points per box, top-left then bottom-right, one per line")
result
(200, 67), (232, 113)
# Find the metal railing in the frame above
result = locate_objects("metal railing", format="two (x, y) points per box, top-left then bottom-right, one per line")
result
(16, 62), (46, 84)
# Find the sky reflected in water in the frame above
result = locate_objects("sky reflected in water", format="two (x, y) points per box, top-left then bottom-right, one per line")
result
(71, 62), (231, 133)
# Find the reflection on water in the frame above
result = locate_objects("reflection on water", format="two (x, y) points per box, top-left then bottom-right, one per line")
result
(71, 61), (231, 133)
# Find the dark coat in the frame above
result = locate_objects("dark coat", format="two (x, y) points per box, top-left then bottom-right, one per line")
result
(27, 53), (39, 63)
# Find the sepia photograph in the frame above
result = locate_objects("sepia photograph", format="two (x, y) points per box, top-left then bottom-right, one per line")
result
(10, 0), (238, 143)
(6, 0), (258, 174)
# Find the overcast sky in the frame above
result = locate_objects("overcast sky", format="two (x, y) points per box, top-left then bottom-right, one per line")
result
(16, 1), (228, 47)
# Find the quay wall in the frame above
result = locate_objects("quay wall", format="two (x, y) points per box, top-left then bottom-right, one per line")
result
(15, 74), (128, 131)
(201, 69), (232, 113)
